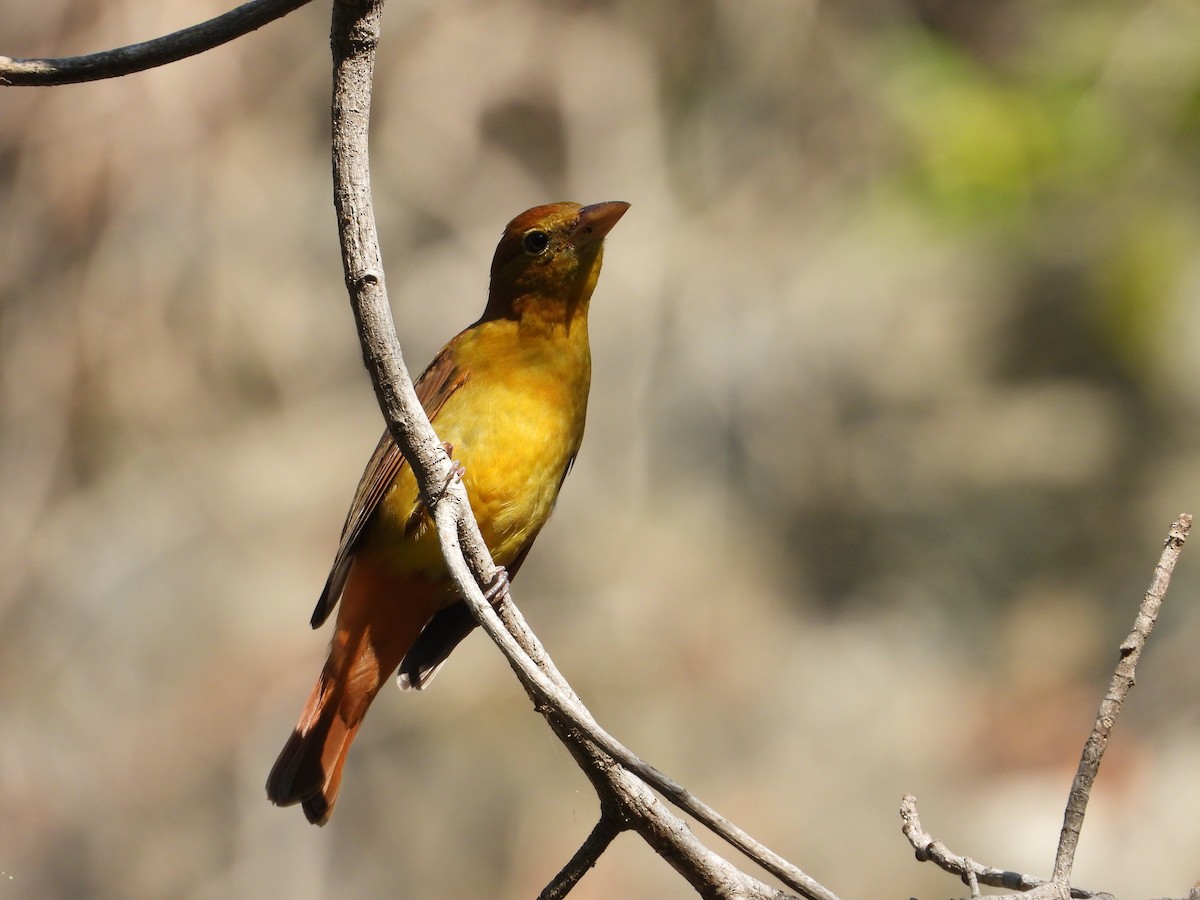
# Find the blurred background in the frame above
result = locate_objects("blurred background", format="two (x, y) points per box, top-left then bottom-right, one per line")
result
(2, 1), (1199, 897)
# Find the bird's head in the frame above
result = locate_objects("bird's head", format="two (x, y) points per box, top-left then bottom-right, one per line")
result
(485, 201), (629, 326)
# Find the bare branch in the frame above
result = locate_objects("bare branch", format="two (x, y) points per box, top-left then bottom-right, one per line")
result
(1052, 513), (1192, 882)
(329, 0), (459, 500)
(899, 795), (1100, 899)
(0, 0), (312, 86)
(539, 812), (625, 900)
(902, 515), (1191, 899)
(431, 499), (807, 900)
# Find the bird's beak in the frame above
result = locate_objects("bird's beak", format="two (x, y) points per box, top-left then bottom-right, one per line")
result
(572, 201), (631, 246)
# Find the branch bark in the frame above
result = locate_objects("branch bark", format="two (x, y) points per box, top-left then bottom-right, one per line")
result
(538, 812), (625, 900)
(1052, 513), (1192, 881)
(0, 0), (312, 86)
(900, 795), (1097, 899)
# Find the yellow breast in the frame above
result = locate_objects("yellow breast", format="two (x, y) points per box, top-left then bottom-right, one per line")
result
(364, 315), (591, 578)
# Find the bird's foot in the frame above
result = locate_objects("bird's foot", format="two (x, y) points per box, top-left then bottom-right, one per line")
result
(484, 567), (510, 608)
(440, 442), (466, 492)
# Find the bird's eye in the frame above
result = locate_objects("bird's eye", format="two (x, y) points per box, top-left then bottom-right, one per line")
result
(522, 230), (550, 256)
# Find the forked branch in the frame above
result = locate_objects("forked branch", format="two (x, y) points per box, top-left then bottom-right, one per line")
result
(902, 514), (1192, 898)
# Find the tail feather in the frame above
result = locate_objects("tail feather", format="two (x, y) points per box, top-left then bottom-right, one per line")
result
(267, 559), (445, 824)
(266, 671), (362, 825)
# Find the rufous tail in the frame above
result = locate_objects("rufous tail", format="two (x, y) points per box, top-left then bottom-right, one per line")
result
(266, 561), (438, 825)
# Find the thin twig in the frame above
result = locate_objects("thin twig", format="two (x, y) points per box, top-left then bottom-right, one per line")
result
(900, 796), (1098, 899)
(1052, 514), (1192, 882)
(538, 811), (625, 900)
(0, 0), (313, 86)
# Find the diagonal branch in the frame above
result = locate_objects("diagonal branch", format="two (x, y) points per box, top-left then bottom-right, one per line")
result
(538, 811), (626, 900)
(1051, 513), (1192, 882)
(431, 508), (804, 900)
(491, 586), (838, 900)
(0, 0), (313, 86)
(2, 0), (832, 894)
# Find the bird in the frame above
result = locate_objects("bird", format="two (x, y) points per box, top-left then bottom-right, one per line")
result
(266, 200), (629, 825)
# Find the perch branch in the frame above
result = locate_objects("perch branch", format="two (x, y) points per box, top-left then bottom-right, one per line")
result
(1052, 513), (1192, 881)
(329, 1), (835, 898)
(0, 0), (312, 86)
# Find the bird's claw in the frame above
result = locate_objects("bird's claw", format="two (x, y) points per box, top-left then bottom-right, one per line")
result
(484, 567), (510, 608)
(440, 442), (465, 493)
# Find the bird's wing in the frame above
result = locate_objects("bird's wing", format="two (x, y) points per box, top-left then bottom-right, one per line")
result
(309, 343), (468, 628)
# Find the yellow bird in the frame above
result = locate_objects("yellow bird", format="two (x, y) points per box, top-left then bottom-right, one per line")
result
(266, 200), (629, 824)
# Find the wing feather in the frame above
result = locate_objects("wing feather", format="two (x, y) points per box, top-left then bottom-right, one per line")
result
(309, 343), (469, 627)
